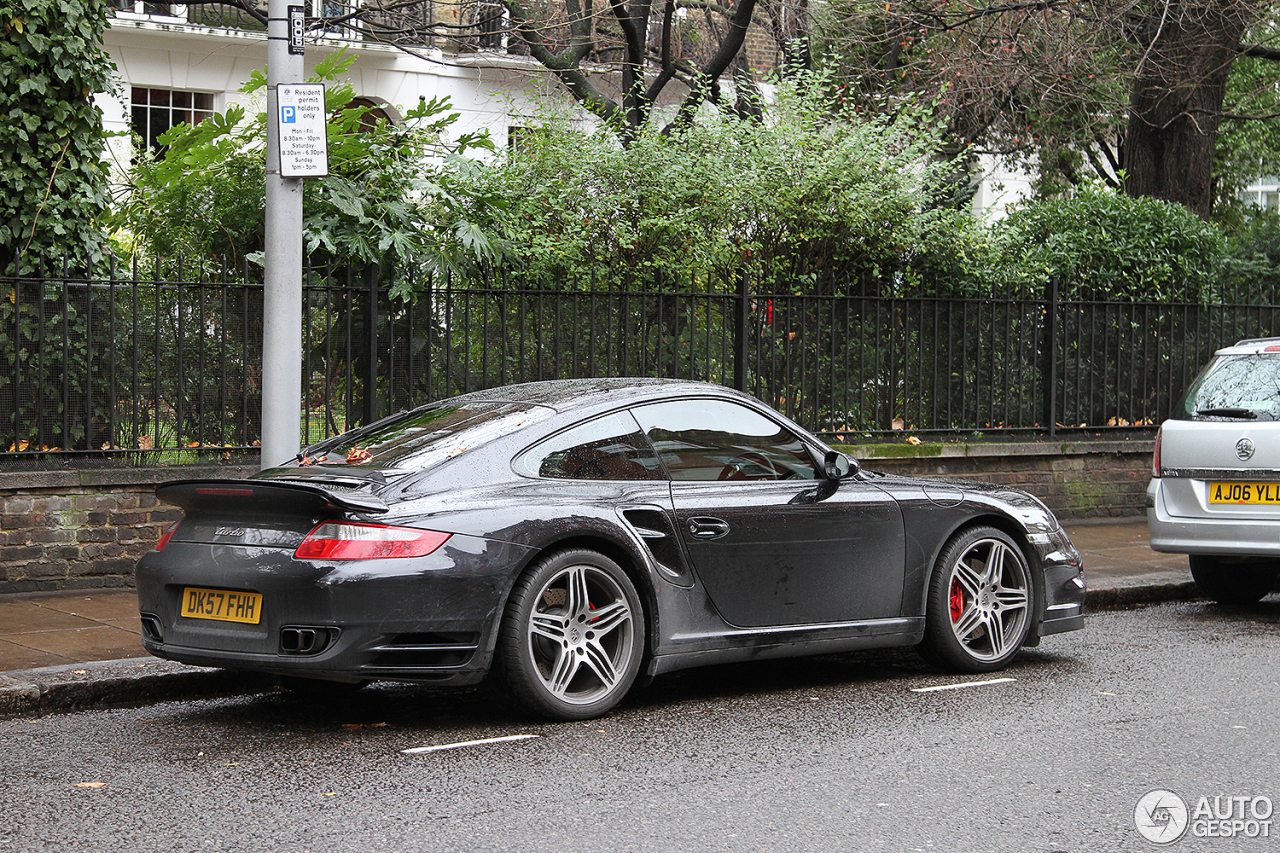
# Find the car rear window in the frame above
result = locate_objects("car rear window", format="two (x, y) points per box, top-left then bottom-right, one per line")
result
(517, 411), (666, 481)
(1176, 354), (1280, 421)
(308, 402), (553, 470)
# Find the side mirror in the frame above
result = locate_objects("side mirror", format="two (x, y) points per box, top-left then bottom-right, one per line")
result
(823, 450), (858, 480)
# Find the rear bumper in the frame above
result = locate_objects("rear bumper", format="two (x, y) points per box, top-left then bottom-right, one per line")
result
(135, 536), (533, 685)
(1147, 478), (1280, 557)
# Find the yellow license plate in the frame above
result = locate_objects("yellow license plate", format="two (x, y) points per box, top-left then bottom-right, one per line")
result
(180, 587), (263, 624)
(1208, 482), (1280, 505)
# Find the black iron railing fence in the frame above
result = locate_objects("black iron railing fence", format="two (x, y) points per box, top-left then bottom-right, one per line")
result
(109, 1), (527, 54)
(3, 256), (1276, 466)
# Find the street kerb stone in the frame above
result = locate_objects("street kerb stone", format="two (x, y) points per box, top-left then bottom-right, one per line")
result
(0, 659), (275, 717)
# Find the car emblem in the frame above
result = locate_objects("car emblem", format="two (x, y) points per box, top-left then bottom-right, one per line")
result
(1236, 438), (1256, 461)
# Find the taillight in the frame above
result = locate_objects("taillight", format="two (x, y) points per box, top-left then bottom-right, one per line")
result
(155, 522), (179, 552)
(1152, 426), (1162, 478)
(295, 522), (451, 560)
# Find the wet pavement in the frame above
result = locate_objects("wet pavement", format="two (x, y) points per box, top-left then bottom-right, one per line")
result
(0, 517), (1202, 715)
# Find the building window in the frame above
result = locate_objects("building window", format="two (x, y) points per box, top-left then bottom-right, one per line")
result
(508, 126), (533, 151)
(342, 96), (401, 132)
(131, 88), (214, 156)
(476, 2), (506, 49)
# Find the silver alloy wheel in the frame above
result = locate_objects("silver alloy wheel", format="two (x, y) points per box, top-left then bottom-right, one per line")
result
(525, 562), (636, 706)
(945, 536), (1031, 662)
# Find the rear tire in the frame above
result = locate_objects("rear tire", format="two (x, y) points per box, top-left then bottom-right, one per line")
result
(1189, 555), (1279, 604)
(496, 549), (645, 721)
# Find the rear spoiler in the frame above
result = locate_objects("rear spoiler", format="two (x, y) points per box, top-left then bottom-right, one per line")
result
(157, 479), (389, 515)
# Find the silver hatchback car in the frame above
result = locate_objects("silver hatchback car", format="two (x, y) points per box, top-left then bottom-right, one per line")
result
(1148, 337), (1280, 603)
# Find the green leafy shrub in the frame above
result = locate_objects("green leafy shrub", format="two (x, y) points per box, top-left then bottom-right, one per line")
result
(109, 49), (502, 291)
(1218, 206), (1280, 301)
(0, 0), (113, 266)
(990, 183), (1225, 301)
(462, 76), (974, 292)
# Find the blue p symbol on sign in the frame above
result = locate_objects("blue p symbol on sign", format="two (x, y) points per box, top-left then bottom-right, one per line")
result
(281, 106), (296, 123)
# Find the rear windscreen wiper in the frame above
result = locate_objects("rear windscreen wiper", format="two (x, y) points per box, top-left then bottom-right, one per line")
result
(1196, 407), (1259, 419)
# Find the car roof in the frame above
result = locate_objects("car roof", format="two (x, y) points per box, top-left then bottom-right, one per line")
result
(443, 377), (757, 412)
(1217, 337), (1280, 356)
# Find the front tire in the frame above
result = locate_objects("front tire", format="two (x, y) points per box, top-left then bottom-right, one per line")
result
(919, 526), (1034, 672)
(1189, 555), (1279, 604)
(496, 549), (645, 721)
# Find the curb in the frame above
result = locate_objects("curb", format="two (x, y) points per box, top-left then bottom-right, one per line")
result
(1084, 581), (1202, 611)
(1, 581), (1203, 718)
(0, 659), (274, 718)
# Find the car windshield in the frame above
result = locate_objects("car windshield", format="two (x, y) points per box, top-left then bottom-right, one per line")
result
(300, 402), (553, 471)
(1176, 354), (1280, 421)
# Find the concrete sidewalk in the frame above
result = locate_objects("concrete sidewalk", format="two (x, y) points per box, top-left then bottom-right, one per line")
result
(0, 518), (1203, 716)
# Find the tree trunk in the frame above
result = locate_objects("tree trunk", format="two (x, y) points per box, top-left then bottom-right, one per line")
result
(1122, 0), (1254, 218)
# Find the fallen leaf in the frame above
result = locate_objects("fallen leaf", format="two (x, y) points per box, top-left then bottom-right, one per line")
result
(73, 782), (107, 789)
(906, 436), (922, 445)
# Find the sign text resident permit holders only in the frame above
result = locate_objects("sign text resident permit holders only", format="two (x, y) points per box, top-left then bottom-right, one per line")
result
(277, 83), (329, 178)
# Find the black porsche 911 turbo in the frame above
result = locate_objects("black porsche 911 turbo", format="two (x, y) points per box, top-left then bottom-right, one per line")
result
(136, 378), (1085, 720)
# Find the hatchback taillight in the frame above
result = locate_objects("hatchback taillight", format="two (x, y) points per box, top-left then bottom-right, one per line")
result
(295, 522), (451, 560)
(1152, 426), (1163, 478)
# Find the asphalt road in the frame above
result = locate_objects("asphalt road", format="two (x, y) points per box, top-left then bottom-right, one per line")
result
(3, 599), (1278, 853)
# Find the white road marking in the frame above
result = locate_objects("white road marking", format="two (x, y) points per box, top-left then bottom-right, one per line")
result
(401, 734), (540, 755)
(910, 677), (1016, 693)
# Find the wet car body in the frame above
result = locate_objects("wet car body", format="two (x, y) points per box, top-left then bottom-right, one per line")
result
(136, 378), (1085, 719)
(1148, 337), (1280, 602)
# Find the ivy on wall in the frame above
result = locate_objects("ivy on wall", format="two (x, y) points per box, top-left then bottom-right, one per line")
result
(1, 0), (113, 266)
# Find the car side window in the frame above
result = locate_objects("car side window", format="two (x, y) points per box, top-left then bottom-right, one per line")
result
(632, 399), (820, 481)
(521, 411), (667, 481)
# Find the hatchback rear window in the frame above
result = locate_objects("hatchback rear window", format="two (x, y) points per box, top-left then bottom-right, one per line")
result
(307, 402), (553, 470)
(1176, 354), (1280, 421)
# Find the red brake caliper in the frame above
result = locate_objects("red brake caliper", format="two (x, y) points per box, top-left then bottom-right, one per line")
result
(949, 579), (965, 623)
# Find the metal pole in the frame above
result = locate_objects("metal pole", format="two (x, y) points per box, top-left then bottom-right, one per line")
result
(733, 271), (749, 392)
(1043, 275), (1059, 438)
(260, 0), (304, 469)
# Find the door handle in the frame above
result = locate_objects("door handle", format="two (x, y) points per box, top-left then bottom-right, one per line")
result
(687, 517), (730, 539)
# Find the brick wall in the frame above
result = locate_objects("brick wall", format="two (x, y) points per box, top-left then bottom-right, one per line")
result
(0, 465), (256, 594)
(840, 440), (1155, 521)
(0, 442), (1153, 593)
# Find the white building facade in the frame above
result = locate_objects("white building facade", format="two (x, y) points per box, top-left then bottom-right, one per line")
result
(100, 1), (587, 170)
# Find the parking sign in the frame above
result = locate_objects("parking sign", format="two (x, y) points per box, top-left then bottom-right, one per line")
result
(276, 83), (328, 177)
